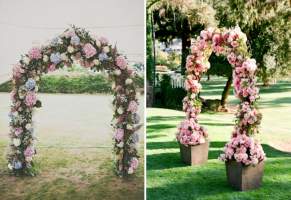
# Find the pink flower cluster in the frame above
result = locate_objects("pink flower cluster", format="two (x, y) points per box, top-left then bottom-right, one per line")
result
(115, 128), (124, 141)
(83, 43), (97, 58)
(24, 146), (35, 161)
(127, 100), (138, 113)
(115, 56), (127, 70)
(28, 47), (42, 60)
(176, 118), (208, 146)
(12, 64), (24, 80)
(128, 157), (139, 174)
(182, 97), (201, 119)
(185, 76), (201, 93)
(25, 92), (37, 107)
(178, 27), (265, 165)
(219, 130), (265, 165)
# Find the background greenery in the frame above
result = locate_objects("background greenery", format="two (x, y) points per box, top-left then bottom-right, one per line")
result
(0, 74), (144, 94)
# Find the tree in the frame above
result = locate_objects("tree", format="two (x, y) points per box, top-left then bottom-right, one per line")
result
(148, 0), (216, 74)
(213, 0), (291, 86)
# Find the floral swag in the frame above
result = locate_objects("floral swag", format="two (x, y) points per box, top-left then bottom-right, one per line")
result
(8, 26), (141, 176)
(176, 26), (265, 166)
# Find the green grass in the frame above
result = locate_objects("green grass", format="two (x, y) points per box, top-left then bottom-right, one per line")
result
(0, 145), (144, 200)
(147, 78), (291, 200)
(0, 74), (144, 94)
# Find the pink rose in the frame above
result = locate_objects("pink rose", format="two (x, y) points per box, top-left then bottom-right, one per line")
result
(48, 64), (56, 72)
(83, 43), (97, 58)
(12, 64), (24, 79)
(185, 78), (201, 93)
(115, 128), (124, 141)
(130, 157), (139, 170)
(98, 36), (109, 45)
(28, 47), (42, 60)
(127, 101), (138, 113)
(212, 33), (222, 46)
(24, 146), (35, 157)
(242, 59), (257, 74)
(227, 52), (237, 65)
(25, 92), (37, 107)
(15, 127), (23, 136)
(115, 56), (127, 70)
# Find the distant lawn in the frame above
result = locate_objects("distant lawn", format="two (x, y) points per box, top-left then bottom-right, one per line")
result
(0, 74), (144, 94)
(147, 78), (291, 200)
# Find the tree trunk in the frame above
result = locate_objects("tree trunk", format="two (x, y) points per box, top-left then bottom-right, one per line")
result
(221, 76), (233, 108)
(181, 19), (191, 75)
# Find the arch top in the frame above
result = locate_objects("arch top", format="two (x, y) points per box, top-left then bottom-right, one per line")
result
(177, 26), (265, 166)
(8, 26), (141, 176)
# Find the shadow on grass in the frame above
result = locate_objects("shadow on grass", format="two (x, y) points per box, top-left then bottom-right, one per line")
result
(260, 96), (291, 108)
(147, 116), (184, 123)
(147, 124), (177, 133)
(147, 141), (291, 171)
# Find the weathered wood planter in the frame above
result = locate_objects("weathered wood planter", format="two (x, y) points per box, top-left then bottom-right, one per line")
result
(179, 142), (209, 165)
(225, 160), (264, 191)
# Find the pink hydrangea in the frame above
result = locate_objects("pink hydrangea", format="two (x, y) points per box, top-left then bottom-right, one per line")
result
(25, 91), (37, 107)
(24, 146), (35, 158)
(48, 64), (56, 72)
(12, 64), (24, 79)
(127, 101), (138, 113)
(176, 119), (207, 146)
(130, 157), (139, 170)
(83, 43), (97, 58)
(98, 36), (109, 45)
(115, 128), (124, 141)
(220, 133), (265, 165)
(14, 127), (23, 136)
(115, 56), (127, 70)
(28, 47), (42, 60)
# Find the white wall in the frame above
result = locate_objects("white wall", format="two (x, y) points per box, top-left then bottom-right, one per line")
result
(0, 0), (144, 82)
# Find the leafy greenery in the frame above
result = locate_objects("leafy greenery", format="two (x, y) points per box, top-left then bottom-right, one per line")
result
(0, 74), (144, 94)
(214, 0), (291, 85)
(154, 74), (186, 110)
(147, 78), (291, 199)
(148, 0), (216, 74)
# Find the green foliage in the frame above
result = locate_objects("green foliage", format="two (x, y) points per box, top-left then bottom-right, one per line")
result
(156, 50), (180, 70)
(0, 75), (144, 94)
(147, 12), (154, 84)
(154, 74), (186, 110)
(148, 0), (217, 74)
(214, 0), (291, 84)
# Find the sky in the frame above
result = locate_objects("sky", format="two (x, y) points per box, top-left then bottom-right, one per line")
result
(0, 0), (144, 82)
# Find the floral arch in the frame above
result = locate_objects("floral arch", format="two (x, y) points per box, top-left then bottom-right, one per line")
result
(176, 26), (265, 166)
(8, 26), (140, 176)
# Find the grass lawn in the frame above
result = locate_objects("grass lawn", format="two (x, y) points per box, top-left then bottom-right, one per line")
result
(147, 77), (291, 200)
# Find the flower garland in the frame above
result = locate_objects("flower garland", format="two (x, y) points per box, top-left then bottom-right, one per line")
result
(8, 26), (141, 176)
(176, 26), (265, 165)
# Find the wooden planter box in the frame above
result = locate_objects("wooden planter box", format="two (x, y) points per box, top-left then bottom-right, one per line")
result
(225, 160), (264, 191)
(179, 142), (209, 165)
